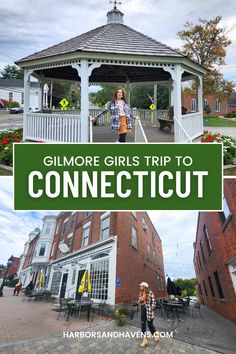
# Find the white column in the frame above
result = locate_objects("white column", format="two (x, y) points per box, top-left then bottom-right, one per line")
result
(126, 80), (131, 106)
(197, 76), (203, 118)
(38, 80), (44, 111)
(50, 80), (53, 109)
(168, 79), (174, 106)
(72, 61), (101, 142)
(79, 60), (89, 142)
(172, 65), (183, 142)
(153, 83), (157, 108)
(23, 69), (33, 141)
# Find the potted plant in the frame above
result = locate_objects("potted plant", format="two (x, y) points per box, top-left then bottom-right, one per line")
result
(115, 308), (128, 326)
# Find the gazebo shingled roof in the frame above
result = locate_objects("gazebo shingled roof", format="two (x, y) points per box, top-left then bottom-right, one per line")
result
(17, 23), (183, 63)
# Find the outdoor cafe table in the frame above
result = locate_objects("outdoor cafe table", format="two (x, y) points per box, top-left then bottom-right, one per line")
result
(163, 302), (185, 319)
(66, 300), (92, 322)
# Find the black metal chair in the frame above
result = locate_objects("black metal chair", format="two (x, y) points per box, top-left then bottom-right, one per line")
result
(57, 298), (68, 320)
(91, 301), (106, 320)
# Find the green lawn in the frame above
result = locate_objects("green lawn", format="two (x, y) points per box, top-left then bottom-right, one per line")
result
(203, 116), (236, 127)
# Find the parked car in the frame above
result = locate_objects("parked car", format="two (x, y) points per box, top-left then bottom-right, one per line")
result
(10, 107), (23, 114)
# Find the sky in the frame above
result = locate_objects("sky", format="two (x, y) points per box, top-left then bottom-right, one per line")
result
(0, 0), (236, 83)
(0, 177), (198, 279)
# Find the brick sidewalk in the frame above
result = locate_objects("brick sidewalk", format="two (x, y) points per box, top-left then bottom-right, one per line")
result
(0, 321), (220, 354)
(0, 287), (102, 345)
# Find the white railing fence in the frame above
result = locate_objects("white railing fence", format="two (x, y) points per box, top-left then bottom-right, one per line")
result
(174, 118), (192, 143)
(25, 113), (81, 142)
(134, 117), (148, 143)
(182, 112), (203, 141)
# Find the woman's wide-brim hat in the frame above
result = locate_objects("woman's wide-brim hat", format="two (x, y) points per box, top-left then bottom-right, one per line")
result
(140, 282), (149, 288)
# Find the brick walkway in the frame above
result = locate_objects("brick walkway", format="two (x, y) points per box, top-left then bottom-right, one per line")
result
(0, 288), (226, 354)
(0, 287), (102, 345)
(0, 321), (220, 354)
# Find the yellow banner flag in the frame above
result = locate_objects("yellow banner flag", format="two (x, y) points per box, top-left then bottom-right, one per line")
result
(78, 270), (91, 293)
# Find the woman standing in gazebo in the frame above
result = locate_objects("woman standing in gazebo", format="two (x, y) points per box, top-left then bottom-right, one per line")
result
(92, 88), (135, 143)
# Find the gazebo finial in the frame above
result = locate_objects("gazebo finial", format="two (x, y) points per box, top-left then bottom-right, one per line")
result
(110, 0), (122, 10)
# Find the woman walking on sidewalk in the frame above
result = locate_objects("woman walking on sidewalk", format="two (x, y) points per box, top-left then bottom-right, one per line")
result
(92, 88), (135, 143)
(138, 281), (159, 348)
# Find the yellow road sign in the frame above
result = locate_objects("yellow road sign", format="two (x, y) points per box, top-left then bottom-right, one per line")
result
(149, 104), (156, 111)
(59, 98), (69, 109)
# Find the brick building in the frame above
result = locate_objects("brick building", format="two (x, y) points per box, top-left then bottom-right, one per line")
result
(19, 215), (57, 288)
(194, 179), (236, 323)
(0, 257), (20, 279)
(46, 212), (166, 305)
(182, 92), (236, 116)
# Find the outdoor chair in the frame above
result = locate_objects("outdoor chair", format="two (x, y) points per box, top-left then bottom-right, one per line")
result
(155, 300), (164, 317)
(57, 298), (68, 320)
(22, 289), (35, 301)
(91, 301), (106, 320)
(193, 302), (202, 318)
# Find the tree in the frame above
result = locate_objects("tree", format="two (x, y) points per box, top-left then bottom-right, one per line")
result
(91, 84), (118, 107)
(177, 16), (234, 99)
(131, 85), (168, 109)
(91, 84), (169, 109)
(0, 65), (24, 79)
(174, 278), (197, 296)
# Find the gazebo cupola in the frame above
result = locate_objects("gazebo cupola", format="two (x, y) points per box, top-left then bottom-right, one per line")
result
(107, 7), (124, 24)
(16, 3), (207, 143)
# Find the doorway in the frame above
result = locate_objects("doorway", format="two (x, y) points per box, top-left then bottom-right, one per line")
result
(59, 273), (68, 298)
(76, 269), (85, 300)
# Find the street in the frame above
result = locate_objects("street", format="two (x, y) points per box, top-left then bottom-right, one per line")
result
(0, 111), (23, 131)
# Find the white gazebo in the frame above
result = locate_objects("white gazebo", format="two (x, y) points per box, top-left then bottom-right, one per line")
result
(16, 5), (207, 143)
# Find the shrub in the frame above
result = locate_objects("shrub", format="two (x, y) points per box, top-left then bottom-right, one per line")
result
(7, 101), (20, 108)
(5, 278), (19, 287)
(0, 129), (23, 166)
(115, 308), (127, 326)
(204, 105), (211, 115)
(224, 113), (236, 118)
(0, 144), (14, 166)
(201, 130), (236, 165)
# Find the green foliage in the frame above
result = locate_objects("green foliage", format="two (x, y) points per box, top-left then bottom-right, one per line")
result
(0, 129), (23, 166)
(201, 131), (236, 165)
(131, 85), (169, 109)
(91, 84), (169, 109)
(5, 278), (19, 287)
(65, 83), (80, 108)
(180, 289), (188, 298)
(0, 99), (20, 108)
(115, 308), (127, 326)
(174, 278), (197, 296)
(91, 84), (118, 107)
(0, 65), (24, 79)
(224, 113), (236, 118)
(7, 101), (20, 108)
(204, 105), (211, 115)
(177, 16), (235, 98)
(0, 143), (13, 166)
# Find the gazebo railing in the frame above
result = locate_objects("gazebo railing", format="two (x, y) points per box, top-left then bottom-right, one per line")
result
(134, 117), (148, 143)
(174, 118), (192, 143)
(182, 112), (203, 141)
(25, 113), (81, 142)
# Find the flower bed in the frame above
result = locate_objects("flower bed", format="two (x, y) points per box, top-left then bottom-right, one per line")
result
(0, 129), (23, 166)
(201, 130), (236, 165)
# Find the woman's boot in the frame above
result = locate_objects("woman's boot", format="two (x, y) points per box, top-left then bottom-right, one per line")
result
(153, 331), (160, 342)
(140, 335), (148, 348)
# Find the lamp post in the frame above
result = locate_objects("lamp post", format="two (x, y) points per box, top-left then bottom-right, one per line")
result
(0, 255), (14, 297)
